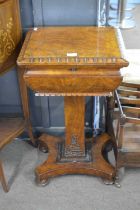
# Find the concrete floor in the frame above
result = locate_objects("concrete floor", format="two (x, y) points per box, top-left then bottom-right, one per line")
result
(1, 4), (140, 210)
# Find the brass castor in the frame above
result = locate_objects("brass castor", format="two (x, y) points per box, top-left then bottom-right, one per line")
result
(38, 141), (48, 153)
(113, 169), (124, 188)
(114, 180), (121, 188)
(114, 175), (121, 188)
(36, 177), (50, 187)
(39, 146), (48, 153)
(103, 177), (121, 188)
(103, 178), (114, 185)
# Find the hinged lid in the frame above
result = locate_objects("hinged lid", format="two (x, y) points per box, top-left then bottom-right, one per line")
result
(17, 27), (129, 68)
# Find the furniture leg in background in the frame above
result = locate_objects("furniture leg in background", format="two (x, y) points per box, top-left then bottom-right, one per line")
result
(0, 161), (8, 192)
(113, 83), (140, 186)
(18, 69), (37, 146)
(0, 0), (28, 192)
(0, 118), (25, 192)
(110, 0), (135, 11)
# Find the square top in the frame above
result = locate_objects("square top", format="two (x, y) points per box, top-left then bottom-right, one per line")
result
(17, 27), (128, 68)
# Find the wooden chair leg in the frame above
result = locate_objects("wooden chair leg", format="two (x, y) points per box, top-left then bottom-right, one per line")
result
(0, 160), (9, 192)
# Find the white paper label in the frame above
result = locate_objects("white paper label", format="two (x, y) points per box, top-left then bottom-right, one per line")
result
(67, 52), (78, 57)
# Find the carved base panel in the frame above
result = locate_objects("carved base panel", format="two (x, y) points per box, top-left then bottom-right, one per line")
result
(35, 133), (116, 185)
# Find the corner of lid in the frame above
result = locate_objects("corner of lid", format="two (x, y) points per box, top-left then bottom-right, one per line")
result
(120, 57), (129, 67)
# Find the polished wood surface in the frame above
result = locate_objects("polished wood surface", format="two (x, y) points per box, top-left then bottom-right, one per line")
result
(18, 27), (128, 95)
(17, 27), (128, 185)
(64, 96), (85, 157)
(35, 133), (115, 184)
(17, 27), (128, 67)
(18, 27), (128, 97)
(0, 0), (22, 74)
(24, 68), (122, 96)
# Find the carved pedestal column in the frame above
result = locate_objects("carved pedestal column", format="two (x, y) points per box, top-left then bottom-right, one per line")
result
(64, 96), (85, 158)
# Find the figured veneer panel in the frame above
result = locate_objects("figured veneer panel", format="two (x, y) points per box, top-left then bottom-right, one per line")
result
(17, 27), (128, 68)
(24, 69), (122, 95)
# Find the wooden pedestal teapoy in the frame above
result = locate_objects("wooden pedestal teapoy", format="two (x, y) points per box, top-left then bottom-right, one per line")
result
(17, 27), (128, 185)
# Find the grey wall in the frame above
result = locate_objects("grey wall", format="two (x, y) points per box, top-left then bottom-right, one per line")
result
(32, 0), (97, 26)
(0, 0), (97, 131)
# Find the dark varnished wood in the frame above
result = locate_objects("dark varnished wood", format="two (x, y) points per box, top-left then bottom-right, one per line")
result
(0, 0), (25, 192)
(17, 27), (128, 185)
(114, 83), (140, 171)
(0, 160), (9, 192)
(0, 0), (22, 74)
(18, 69), (36, 145)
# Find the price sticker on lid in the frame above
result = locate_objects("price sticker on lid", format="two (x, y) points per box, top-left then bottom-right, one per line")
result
(67, 53), (78, 57)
